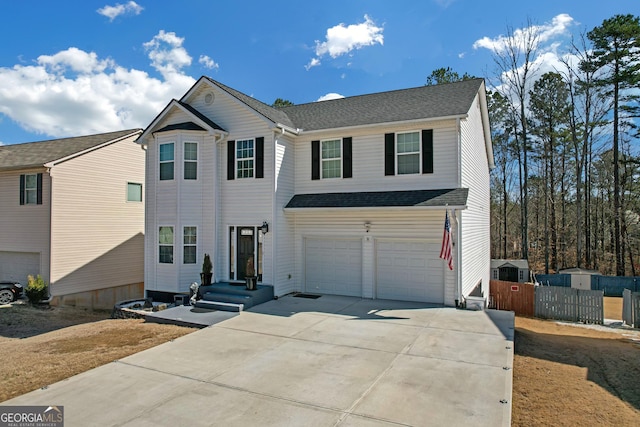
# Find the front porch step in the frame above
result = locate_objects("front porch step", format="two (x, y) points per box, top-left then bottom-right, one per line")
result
(194, 299), (244, 312)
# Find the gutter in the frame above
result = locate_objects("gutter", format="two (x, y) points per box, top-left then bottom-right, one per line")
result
(284, 204), (468, 213)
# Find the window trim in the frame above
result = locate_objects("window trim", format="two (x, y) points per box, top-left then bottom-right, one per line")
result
(159, 142), (175, 181)
(236, 138), (255, 179)
(183, 141), (198, 180)
(24, 173), (39, 204)
(158, 226), (174, 264)
(183, 226), (197, 264)
(395, 131), (421, 175)
(320, 138), (342, 179)
(126, 182), (143, 202)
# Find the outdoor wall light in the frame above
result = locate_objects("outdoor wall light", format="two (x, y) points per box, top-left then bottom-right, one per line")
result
(261, 221), (269, 234)
(364, 222), (371, 233)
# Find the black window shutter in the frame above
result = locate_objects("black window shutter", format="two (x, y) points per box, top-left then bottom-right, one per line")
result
(19, 174), (25, 205)
(255, 137), (264, 179)
(311, 140), (320, 180)
(422, 129), (434, 174)
(343, 137), (352, 178)
(227, 140), (235, 180)
(36, 173), (43, 204)
(384, 133), (395, 176)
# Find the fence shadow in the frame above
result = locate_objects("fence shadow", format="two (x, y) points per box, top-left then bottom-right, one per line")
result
(515, 325), (640, 411)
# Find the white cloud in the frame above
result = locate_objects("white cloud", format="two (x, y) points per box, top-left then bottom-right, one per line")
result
(473, 13), (574, 54)
(0, 31), (197, 138)
(97, 1), (144, 21)
(316, 93), (345, 102)
(198, 55), (219, 70)
(306, 15), (383, 70)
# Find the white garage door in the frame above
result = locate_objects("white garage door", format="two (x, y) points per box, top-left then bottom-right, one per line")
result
(305, 238), (362, 297)
(0, 251), (41, 285)
(376, 240), (444, 303)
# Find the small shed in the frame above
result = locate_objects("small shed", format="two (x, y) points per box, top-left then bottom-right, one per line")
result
(491, 259), (530, 283)
(559, 267), (600, 290)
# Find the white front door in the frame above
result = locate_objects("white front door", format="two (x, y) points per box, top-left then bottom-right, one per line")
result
(305, 238), (362, 297)
(376, 239), (444, 303)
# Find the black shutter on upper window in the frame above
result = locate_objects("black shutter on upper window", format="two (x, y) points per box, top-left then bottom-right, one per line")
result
(343, 137), (352, 178)
(19, 174), (25, 205)
(311, 140), (320, 180)
(36, 173), (43, 204)
(384, 133), (395, 176)
(227, 140), (235, 180)
(422, 129), (433, 174)
(255, 137), (264, 179)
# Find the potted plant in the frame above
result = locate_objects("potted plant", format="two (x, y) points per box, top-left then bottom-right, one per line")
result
(200, 253), (213, 286)
(245, 256), (257, 290)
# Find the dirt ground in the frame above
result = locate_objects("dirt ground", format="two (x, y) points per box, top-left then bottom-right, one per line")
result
(0, 303), (195, 402)
(1, 301), (640, 427)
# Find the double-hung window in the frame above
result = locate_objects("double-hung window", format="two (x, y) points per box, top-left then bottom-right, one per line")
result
(19, 173), (42, 205)
(184, 142), (197, 180)
(159, 143), (175, 181)
(159, 226), (174, 264)
(396, 132), (420, 175)
(236, 139), (254, 178)
(321, 139), (341, 179)
(183, 226), (197, 264)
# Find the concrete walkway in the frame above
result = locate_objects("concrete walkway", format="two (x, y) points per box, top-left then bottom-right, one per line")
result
(5, 296), (514, 426)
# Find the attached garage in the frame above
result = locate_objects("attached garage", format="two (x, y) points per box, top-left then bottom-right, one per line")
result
(305, 238), (362, 297)
(0, 251), (41, 285)
(376, 240), (444, 303)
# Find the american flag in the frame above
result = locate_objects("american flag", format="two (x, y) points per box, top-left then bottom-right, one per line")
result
(439, 210), (454, 271)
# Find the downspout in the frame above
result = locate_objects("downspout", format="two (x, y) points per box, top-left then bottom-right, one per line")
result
(47, 166), (53, 302)
(271, 129), (279, 292)
(456, 117), (463, 306)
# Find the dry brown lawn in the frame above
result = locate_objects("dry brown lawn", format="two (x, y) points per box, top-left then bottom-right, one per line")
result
(0, 303), (195, 402)
(2, 301), (640, 427)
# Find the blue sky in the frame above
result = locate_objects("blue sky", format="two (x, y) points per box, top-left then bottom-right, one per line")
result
(0, 0), (638, 145)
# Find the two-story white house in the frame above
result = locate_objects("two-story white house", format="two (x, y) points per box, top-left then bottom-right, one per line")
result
(137, 77), (493, 306)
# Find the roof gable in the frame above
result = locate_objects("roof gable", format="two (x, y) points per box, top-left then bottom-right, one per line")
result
(0, 129), (142, 171)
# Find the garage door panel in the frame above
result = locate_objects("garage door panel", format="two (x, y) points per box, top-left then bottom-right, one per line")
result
(0, 251), (41, 285)
(305, 238), (362, 297)
(376, 240), (443, 304)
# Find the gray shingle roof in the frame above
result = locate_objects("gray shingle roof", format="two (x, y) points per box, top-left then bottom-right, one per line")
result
(155, 122), (206, 133)
(0, 129), (142, 170)
(285, 188), (469, 209)
(491, 259), (530, 270)
(203, 77), (484, 132)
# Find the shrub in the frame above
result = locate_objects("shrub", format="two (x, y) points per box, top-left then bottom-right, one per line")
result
(25, 274), (48, 304)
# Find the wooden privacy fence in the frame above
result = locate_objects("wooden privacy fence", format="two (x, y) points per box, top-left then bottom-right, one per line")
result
(535, 286), (603, 324)
(489, 280), (535, 317)
(622, 289), (640, 328)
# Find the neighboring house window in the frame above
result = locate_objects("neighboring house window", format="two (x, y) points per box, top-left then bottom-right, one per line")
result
(183, 226), (197, 264)
(127, 182), (142, 202)
(159, 226), (174, 264)
(321, 139), (342, 179)
(236, 139), (254, 178)
(20, 173), (42, 205)
(227, 138), (264, 180)
(396, 132), (420, 175)
(159, 143), (175, 181)
(311, 137), (352, 180)
(493, 270), (498, 279)
(384, 130), (433, 176)
(184, 142), (197, 180)
(519, 270), (524, 281)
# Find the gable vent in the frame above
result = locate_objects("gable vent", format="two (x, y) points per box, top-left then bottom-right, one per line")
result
(204, 92), (215, 105)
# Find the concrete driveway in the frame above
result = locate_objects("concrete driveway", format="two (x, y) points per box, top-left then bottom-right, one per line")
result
(4, 295), (514, 426)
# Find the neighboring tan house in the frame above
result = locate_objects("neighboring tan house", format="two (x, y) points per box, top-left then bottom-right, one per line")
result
(0, 129), (145, 308)
(137, 77), (494, 306)
(491, 259), (530, 283)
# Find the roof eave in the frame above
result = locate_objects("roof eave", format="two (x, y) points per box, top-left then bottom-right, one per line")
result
(284, 204), (468, 212)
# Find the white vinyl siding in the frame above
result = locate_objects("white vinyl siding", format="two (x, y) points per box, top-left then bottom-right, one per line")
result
(294, 121), (458, 194)
(460, 94), (491, 299)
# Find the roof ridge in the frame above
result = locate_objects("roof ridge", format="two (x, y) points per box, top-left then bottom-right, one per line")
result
(3, 128), (142, 147)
